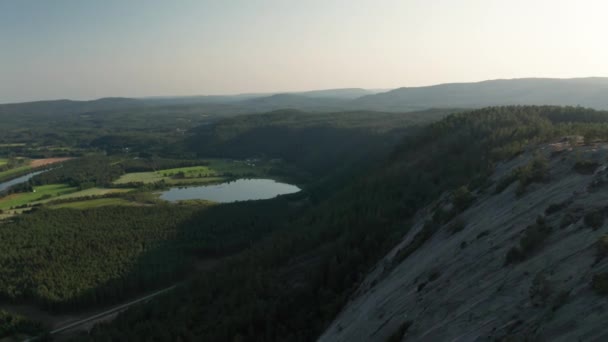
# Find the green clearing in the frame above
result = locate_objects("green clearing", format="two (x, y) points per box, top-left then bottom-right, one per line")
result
(114, 171), (165, 184)
(0, 165), (33, 182)
(0, 158), (7, 166)
(113, 159), (269, 185)
(27, 187), (134, 207)
(0, 184), (77, 210)
(50, 197), (134, 209)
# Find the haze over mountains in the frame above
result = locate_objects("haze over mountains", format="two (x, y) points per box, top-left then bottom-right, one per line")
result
(3, 78), (608, 116)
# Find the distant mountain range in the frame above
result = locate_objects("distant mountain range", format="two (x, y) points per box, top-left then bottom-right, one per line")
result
(3, 78), (608, 116)
(352, 77), (608, 111)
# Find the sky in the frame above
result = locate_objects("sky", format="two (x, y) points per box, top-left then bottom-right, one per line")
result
(1, 0), (608, 103)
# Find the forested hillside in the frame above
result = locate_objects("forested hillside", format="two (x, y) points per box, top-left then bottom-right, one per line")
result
(186, 109), (453, 183)
(87, 106), (608, 341)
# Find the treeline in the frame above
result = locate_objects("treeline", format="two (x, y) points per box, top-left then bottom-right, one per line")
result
(31, 156), (123, 188)
(0, 310), (43, 339)
(87, 106), (608, 341)
(28, 156), (207, 189)
(0, 157), (29, 172)
(118, 158), (204, 173)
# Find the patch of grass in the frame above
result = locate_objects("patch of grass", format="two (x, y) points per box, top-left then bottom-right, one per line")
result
(387, 320), (412, 342)
(157, 165), (213, 178)
(495, 154), (549, 196)
(0, 158), (7, 166)
(114, 171), (165, 184)
(0, 165), (33, 182)
(50, 197), (134, 209)
(559, 210), (581, 228)
(0, 184), (77, 210)
(505, 217), (552, 265)
(428, 271), (440, 282)
(529, 273), (552, 307)
(447, 217), (466, 234)
(113, 159), (269, 185)
(551, 289), (570, 312)
(545, 200), (570, 215)
(476, 230), (490, 239)
(573, 160), (599, 175)
(594, 235), (608, 264)
(584, 209), (605, 230)
(452, 186), (475, 212)
(495, 170), (519, 194)
(592, 273), (608, 295)
(0, 310), (43, 339)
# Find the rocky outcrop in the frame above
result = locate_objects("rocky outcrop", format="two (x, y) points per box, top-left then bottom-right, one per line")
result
(320, 142), (608, 341)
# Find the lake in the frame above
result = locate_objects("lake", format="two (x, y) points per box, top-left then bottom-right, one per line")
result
(159, 178), (301, 203)
(0, 170), (46, 193)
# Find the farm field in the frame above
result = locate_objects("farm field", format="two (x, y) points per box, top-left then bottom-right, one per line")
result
(0, 158), (7, 166)
(0, 184), (77, 210)
(27, 187), (134, 207)
(0, 165), (33, 182)
(114, 159), (267, 185)
(113, 171), (165, 184)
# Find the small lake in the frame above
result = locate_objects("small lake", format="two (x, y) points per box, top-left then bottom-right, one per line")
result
(0, 170), (46, 193)
(159, 178), (301, 203)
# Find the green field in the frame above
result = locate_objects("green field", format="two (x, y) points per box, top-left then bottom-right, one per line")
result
(0, 158), (7, 166)
(50, 197), (134, 209)
(114, 171), (165, 184)
(114, 160), (269, 185)
(0, 184), (77, 210)
(0, 165), (33, 182)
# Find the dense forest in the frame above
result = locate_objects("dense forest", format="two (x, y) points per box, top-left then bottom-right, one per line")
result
(84, 106), (608, 341)
(187, 109), (454, 185)
(0, 196), (302, 312)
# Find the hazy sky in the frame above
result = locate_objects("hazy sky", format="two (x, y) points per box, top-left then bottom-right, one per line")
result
(1, 0), (608, 103)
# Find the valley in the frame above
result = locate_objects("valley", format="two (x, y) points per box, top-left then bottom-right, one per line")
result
(3, 92), (608, 342)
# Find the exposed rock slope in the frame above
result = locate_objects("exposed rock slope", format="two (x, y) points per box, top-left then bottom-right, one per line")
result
(320, 141), (608, 341)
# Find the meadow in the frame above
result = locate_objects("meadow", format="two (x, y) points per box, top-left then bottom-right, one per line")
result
(0, 184), (76, 210)
(0, 165), (32, 182)
(114, 159), (268, 185)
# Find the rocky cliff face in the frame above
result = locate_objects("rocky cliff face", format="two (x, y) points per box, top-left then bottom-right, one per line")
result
(320, 141), (608, 341)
